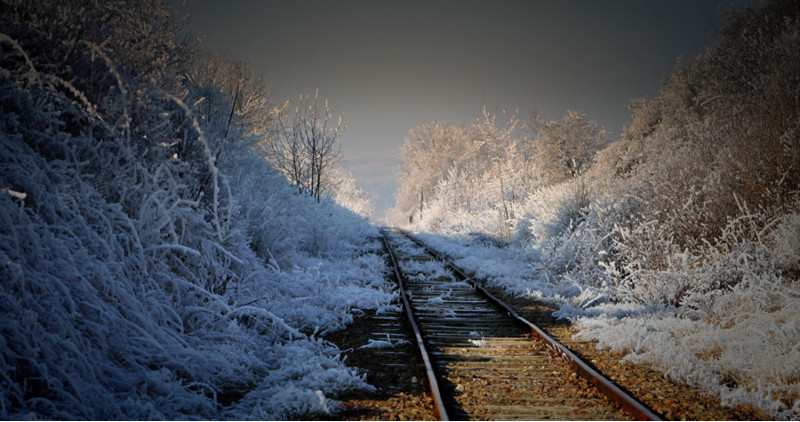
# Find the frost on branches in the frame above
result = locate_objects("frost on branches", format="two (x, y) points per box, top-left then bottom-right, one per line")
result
(0, 0), (389, 419)
(390, 0), (800, 419)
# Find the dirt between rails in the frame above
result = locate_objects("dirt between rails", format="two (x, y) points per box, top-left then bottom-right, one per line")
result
(319, 268), (766, 421)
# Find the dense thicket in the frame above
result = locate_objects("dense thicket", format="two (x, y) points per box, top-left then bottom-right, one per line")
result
(600, 0), (800, 250)
(0, 0), (385, 419)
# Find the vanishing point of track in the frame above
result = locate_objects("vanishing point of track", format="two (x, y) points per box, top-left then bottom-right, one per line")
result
(379, 227), (662, 421)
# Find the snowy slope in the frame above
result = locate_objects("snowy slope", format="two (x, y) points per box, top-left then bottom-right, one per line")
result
(0, 1), (393, 419)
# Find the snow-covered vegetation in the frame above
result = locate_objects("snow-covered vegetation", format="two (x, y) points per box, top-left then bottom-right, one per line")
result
(390, 0), (800, 418)
(0, 0), (389, 419)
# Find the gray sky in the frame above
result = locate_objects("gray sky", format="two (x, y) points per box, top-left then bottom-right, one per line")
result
(173, 0), (743, 221)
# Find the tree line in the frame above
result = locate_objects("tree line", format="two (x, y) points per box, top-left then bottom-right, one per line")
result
(388, 107), (608, 237)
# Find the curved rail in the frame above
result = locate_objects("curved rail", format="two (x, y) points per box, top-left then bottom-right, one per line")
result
(401, 230), (662, 421)
(379, 228), (449, 420)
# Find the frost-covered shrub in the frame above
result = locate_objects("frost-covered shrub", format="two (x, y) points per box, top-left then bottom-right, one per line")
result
(578, 203), (800, 419)
(514, 179), (589, 245)
(0, 82), (253, 418)
(512, 175), (643, 295)
(601, 193), (799, 308)
(1, 0), (388, 419)
(768, 209), (800, 274)
(433, 206), (507, 238)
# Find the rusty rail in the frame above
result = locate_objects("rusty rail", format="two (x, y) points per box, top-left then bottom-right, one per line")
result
(379, 227), (450, 420)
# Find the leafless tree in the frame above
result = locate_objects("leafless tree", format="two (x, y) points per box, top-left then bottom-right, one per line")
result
(269, 90), (344, 202)
(478, 106), (520, 237)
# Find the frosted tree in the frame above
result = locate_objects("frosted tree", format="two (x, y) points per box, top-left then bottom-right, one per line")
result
(529, 110), (609, 184)
(186, 52), (274, 151)
(268, 90), (344, 202)
(328, 167), (374, 219)
(390, 121), (482, 224)
(184, 52), (277, 211)
(389, 111), (543, 235)
(477, 106), (521, 237)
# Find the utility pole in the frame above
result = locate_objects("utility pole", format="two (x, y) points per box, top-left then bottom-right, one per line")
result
(419, 188), (424, 221)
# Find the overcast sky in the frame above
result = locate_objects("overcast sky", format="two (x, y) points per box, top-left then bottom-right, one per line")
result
(173, 0), (745, 221)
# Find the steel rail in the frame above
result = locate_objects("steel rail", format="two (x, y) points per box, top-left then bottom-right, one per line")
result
(402, 230), (663, 421)
(379, 227), (450, 421)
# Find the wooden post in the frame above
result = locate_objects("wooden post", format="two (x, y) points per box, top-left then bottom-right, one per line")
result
(419, 188), (424, 220)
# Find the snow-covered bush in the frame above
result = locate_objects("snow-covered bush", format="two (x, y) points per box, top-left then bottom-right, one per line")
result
(577, 200), (800, 419)
(514, 178), (589, 245)
(329, 167), (375, 219)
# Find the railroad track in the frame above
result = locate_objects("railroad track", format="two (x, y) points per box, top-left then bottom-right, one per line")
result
(379, 227), (662, 421)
